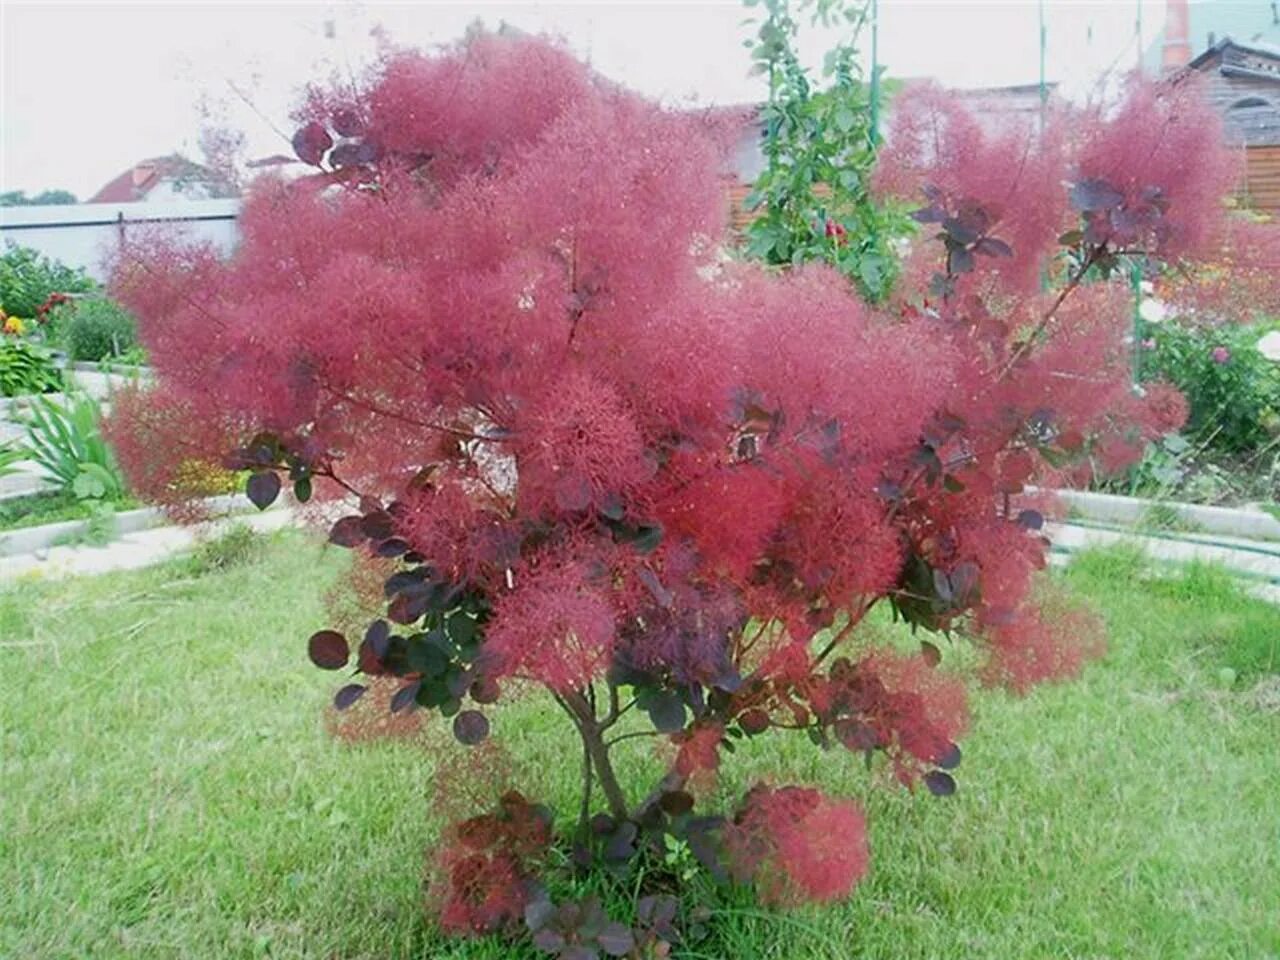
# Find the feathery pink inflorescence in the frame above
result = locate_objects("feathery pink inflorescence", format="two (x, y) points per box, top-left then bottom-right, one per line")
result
(724, 785), (870, 907)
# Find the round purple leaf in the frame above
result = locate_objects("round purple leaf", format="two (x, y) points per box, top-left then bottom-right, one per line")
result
(308, 630), (349, 670)
(291, 121), (333, 166)
(453, 709), (490, 746)
(333, 683), (366, 710)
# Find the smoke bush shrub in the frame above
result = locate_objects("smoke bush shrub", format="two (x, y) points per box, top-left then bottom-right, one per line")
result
(106, 32), (1277, 953)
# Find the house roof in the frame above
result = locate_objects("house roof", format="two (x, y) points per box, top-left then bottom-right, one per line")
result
(88, 154), (237, 203)
(1188, 34), (1280, 71)
(1146, 0), (1280, 72)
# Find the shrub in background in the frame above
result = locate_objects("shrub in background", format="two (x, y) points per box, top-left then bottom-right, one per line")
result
(1142, 319), (1280, 454)
(106, 30), (1276, 954)
(48, 297), (140, 363)
(0, 242), (94, 319)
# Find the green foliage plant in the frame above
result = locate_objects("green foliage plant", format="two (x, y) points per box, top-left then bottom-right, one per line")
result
(743, 0), (907, 301)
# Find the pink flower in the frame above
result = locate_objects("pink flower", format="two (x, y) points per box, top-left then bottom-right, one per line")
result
(1211, 346), (1231, 365)
(1141, 338), (1156, 350)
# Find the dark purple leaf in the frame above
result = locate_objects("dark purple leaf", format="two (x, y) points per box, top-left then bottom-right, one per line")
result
(942, 217), (980, 245)
(364, 619), (390, 653)
(360, 511), (394, 541)
(525, 898), (555, 931)
(355, 139), (384, 164)
(333, 683), (366, 710)
(375, 537), (410, 558)
(328, 142), (363, 168)
(597, 923), (635, 957)
(1070, 178), (1124, 213)
(328, 515), (366, 547)
(1017, 509), (1044, 531)
(390, 680), (420, 713)
(974, 236), (1013, 258)
(932, 568), (953, 602)
(835, 719), (879, 752)
(387, 591), (429, 625)
(659, 790), (695, 816)
(531, 929), (566, 952)
(924, 770), (957, 796)
(604, 822), (638, 862)
(383, 569), (429, 599)
(911, 205), (945, 224)
(561, 946), (598, 960)
(597, 491), (625, 521)
(637, 568), (673, 608)
(590, 813), (616, 835)
(469, 677), (502, 704)
(936, 742), (962, 770)
(633, 523), (663, 554)
(358, 620), (391, 674)
(453, 710), (490, 745)
(948, 246), (975, 275)
(246, 471), (281, 510)
(646, 692), (686, 734)
(291, 121), (332, 166)
(738, 708), (770, 735)
(950, 562), (980, 603)
(331, 108), (364, 137)
(308, 630), (349, 670)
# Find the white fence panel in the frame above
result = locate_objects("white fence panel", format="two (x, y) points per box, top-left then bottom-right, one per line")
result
(0, 199), (241, 281)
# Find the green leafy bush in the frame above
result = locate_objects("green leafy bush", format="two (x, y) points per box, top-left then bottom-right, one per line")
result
(743, 0), (908, 302)
(1142, 319), (1280, 454)
(0, 242), (95, 318)
(0, 339), (62, 397)
(21, 391), (126, 500)
(51, 297), (140, 362)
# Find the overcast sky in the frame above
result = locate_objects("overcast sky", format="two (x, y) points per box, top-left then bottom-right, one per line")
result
(1, 1), (1168, 199)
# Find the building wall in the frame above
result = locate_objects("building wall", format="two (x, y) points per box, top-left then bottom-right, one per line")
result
(0, 198), (240, 281)
(1198, 49), (1280, 146)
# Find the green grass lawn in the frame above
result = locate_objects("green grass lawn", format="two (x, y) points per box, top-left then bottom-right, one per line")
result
(2, 532), (1278, 959)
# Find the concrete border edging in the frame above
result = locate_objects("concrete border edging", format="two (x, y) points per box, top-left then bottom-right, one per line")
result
(0, 493), (250, 557)
(1050, 488), (1280, 542)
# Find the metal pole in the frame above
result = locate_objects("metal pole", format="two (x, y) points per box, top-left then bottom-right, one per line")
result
(868, 0), (881, 145)
(1130, 259), (1145, 386)
(1136, 0), (1144, 76)
(1038, 0), (1048, 130)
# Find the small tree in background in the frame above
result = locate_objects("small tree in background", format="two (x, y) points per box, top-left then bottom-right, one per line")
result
(108, 32), (1275, 954)
(0, 189), (78, 207)
(744, 0), (907, 301)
